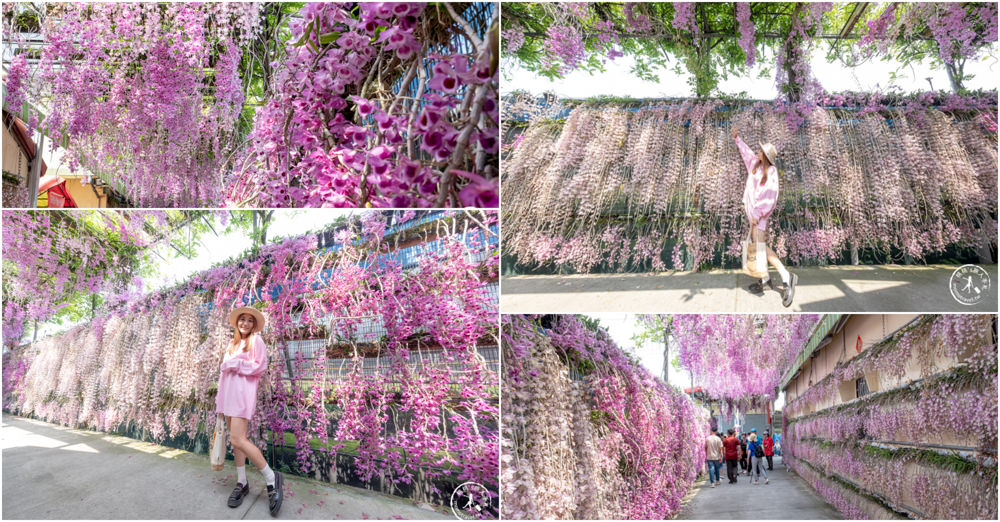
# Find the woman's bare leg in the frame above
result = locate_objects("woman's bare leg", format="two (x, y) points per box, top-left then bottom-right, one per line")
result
(229, 417), (267, 470)
(752, 228), (790, 283)
(225, 417), (248, 469)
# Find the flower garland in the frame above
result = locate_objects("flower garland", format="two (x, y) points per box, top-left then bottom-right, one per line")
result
(2, 3), (263, 207)
(230, 2), (499, 208)
(502, 94), (997, 274)
(502, 314), (708, 520)
(2, 210), (500, 499)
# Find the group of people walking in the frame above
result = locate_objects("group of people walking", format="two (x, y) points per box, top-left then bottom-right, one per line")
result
(705, 427), (775, 487)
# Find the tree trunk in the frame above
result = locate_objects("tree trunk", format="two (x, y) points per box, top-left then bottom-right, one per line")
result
(945, 60), (965, 93)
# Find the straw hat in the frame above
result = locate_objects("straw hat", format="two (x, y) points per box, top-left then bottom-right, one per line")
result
(759, 142), (778, 165)
(228, 307), (266, 334)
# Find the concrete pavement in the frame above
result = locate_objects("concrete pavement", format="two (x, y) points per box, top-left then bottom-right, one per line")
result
(500, 264), (998, 313)
(677, 457), (842, 519)
(1, 414), (451, 520)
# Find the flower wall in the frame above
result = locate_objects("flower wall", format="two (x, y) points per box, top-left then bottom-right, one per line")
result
(501, 94), (997, 273)
(501, 314), (708, 519)
(1, 210), (500, 499)
(782, 314), (998, 519)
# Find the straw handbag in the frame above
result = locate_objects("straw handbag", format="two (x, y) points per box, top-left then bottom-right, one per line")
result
(741, 228), (768, 279)
(209, 414), (226, 471)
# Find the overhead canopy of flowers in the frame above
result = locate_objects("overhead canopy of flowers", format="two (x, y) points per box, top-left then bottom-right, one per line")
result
(503, 2), (998, 101)
(502, 314), (708, 520)
(2, 210), (500, 504)
(501, 93), (997, 274)
(0, 210), (206, 347)
(3, 2), (263, 206)
(3, 2), (500, 208)
(664, 314), (819, 411)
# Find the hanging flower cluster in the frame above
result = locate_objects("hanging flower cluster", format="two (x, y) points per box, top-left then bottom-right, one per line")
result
(2, 3), (263, 207)
(735, 2), (755, 67)
(671, 3), (697, 34)
(1, 210), (500, 502)
(774, 3), (832, 128)
(1, 210), (172, 347)
(229, 2), (499, 209)
(502, 314), (708, 520)
(665, 314), (818, 413)
(858, 3), (998, 66)
(502, 94), (997, 274)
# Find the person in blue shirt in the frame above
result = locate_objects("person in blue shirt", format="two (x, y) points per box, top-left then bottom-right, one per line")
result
(747, 430), (769, 485)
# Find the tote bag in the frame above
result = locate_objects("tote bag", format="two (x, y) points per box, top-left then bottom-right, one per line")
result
(741, 229), (768, 279)
(210, 414), (226, 471)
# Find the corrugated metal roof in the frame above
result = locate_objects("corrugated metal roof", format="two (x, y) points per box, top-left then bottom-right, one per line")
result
(780, 314), (843, 390)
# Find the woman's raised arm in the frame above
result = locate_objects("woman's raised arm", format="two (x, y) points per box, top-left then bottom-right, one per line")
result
(734, 134), (758, 176)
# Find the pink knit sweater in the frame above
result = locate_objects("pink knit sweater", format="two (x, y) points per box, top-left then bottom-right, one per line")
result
(736, 136), (779, 231)
(215, 335), (267, 420)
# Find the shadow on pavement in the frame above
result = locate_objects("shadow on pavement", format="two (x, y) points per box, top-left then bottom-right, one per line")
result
(2, 414), (450, 520)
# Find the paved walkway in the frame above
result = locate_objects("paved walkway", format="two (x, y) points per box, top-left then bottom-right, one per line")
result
(677, 457), (842, 520)
(1, 414), (451, 520)
(501, 264), (997, 313)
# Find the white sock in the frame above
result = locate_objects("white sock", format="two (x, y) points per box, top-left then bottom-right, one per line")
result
(236, 466), (247, 486)
(260, 464), (275, 486)
(760, 275), (769, 285)
(774, 263), (790, 284)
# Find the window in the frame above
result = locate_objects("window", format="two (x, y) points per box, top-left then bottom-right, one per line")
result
(856, 376), (870, 398)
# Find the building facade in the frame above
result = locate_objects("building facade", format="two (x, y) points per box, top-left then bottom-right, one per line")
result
(780, 314), (997, 519)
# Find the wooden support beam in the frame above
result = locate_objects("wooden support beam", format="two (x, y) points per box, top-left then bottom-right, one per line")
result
(839, 2), (872, 38)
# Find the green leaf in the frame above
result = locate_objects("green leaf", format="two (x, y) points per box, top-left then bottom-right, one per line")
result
(318, 32), (340, 46)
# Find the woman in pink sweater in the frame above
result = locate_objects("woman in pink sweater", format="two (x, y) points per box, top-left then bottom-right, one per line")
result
(216, 306), (283, 516)
(732, 128), (798, 307)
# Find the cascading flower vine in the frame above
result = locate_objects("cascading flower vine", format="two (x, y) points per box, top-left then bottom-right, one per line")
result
(2, 2), (263, 207)
(735, 2), (755, 66)
(229, 2), (499, 209)
(502, 314), (709, 520)
(502, 93), (997, 275)
(1, 210), (172, 347)
(2, 210), (500, 509)
(664, 314), (818, 414)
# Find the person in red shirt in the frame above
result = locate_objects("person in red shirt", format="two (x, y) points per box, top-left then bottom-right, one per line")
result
(722, 429), (740, 484)
(763, 431), (775, 471)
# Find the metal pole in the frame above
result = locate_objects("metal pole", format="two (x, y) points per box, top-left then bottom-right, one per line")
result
(26, 132), (44, 208)
(662, 328), (669, 384)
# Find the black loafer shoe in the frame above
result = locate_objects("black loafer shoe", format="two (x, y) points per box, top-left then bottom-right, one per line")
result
(228, 482), (249, 508)
(268, 472), (284, 516)
(782, 273), (798, 307)
(748, 281), (764, 295)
